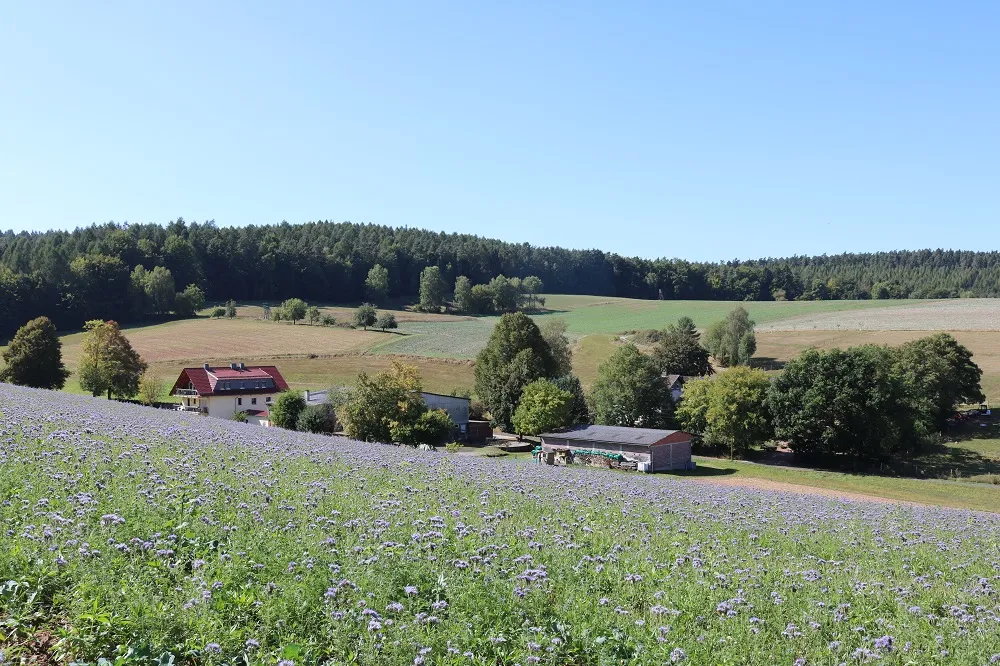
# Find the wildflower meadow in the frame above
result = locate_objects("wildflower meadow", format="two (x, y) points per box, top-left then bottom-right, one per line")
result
(1, 383), (999, 665)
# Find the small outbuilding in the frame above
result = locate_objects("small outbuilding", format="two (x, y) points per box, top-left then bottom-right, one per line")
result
(538, 425), (693, 472)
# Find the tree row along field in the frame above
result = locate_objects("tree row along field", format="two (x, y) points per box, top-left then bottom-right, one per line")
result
(6, 296), (1000, 400)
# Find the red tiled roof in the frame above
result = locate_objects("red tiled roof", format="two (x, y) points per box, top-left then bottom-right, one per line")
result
(170, 365), (289, 397)
(245, 409), (269, 417)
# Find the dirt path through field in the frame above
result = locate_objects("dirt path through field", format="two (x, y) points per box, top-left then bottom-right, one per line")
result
(688, 475), (929, 507)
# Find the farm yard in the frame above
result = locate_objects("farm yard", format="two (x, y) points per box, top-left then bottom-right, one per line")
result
(2, 384), (1000, 665)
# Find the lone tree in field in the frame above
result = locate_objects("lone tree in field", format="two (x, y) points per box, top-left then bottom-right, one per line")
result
(78, 320), (148, 399)
(704, 306), (756, 367)
(652, 316), (713, 376)
(419, 266), (447, 311)
(0, 316), (70, 389)
(354, 303), (377, 330)
(474, 312), (557, 431)
(366, 264), (390, 304)
(376, 312), (398, 332)
(592, 343), (673, 428)
(270, 390), (306, 429)
(512, 379), (573, 436)
(676, 367), (773, 459)
(307, 306), (321, 325)
(225, 299), (237, 318)
(281, 298), (308, 324)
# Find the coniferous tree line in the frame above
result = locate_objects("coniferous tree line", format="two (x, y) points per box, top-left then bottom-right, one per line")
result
(5, 218), (1000, 339)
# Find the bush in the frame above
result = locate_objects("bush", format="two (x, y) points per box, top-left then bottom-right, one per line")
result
(320, 314), (337, 326)
(174, 284), (206, 317)
(376, 312), (398, 331)
(445, 442), (463, 453)
(232, 411), (248, 423)
(211, 307), (226, 318)
(297, 403), (337, 434)
(270, 391), (306, 429)
(391, 409), (455, 448)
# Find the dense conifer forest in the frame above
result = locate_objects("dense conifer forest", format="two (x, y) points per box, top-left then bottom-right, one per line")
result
(3, 218), (999, 338)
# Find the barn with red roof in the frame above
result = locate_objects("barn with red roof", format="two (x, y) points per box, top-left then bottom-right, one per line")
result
(171, 362), (288, 424)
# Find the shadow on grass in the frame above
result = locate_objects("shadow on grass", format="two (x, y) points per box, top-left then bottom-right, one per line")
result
(664, 465), (737, 477)
(911, 443), (1000, 479)
(751, 356), (787, 371)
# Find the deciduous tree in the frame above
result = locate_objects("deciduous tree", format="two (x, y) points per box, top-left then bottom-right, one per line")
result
(270, 390), (306, 429)
(474, 312), (558, 431)
(454, 276), (473, 313)
(540, 318), (573, 377)
(894, 333), (984, 433)
(78, 320), (148, 399)
(767, 346), (916, 462)
(652, 316), (712, 376)
(676, 367), (772, 459)
(512, 379), (573, 436)
(376, 312), (398, 331)
(419, 266), (447, 311)
(174, 284), (205, 317)
(354, 303), (377, 330)
(592, 343), (673, 428)
(0, 316), (70, 389)
(339, 361), (427, 443)
(281, 298), (308, 324)
(366, 264), (390, 304)
(704, 307), (756, 367)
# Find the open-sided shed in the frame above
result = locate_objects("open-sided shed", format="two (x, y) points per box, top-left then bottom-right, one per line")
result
(538, 425), (693, 472)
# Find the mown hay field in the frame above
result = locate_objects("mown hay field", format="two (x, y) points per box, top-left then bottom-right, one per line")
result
(1, 384), (999, 665)
(757, 298), (1000, 332)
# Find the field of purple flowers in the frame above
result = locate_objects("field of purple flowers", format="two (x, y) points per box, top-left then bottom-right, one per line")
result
(1, 384), (999, 665)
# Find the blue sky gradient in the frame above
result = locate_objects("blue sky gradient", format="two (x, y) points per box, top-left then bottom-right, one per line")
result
(2, 2), (998, 261)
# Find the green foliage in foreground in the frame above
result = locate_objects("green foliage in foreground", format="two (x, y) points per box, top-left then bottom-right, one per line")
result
(0, 386), (999, 665)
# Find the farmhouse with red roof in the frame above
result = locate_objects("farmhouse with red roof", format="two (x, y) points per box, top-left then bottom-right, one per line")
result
(170, 362), (288, 425)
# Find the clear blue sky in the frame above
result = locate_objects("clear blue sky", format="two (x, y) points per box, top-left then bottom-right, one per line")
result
(2, 2), (998, 261)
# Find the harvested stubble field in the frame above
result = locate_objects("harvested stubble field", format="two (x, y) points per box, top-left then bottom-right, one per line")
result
(1, 384), (999, 665)
(757, 298), (1000, 332)
(755, 329), (1000, 401)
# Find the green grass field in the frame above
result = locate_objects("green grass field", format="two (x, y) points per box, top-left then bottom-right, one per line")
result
(682, 456), (1000, 512)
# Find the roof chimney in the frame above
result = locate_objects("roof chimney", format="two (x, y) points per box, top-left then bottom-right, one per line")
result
(203, 363), (210, 371)
(240, 362), (246, 371)
(230, 362), (238, 370)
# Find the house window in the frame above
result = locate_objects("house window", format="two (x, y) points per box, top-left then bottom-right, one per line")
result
(252, 398), (257, 405)
(237, 398), (242, 406)
(266, 396), (272, 403)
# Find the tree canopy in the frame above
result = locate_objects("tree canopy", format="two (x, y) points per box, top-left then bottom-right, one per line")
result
(651, 316), (712, 376)
(474, 312), (558, 431)
(676, 367), (773, 458)
(0, 316), (70, 389)
(512, 379), (574, 436)
(418, 266), (447, 311)
(591, 343), (674, 429)
(270, 390), (306, 429)
(5, 219), (1000, 339)
(704, 307), (756, 367)
(77, 320), (148, 399)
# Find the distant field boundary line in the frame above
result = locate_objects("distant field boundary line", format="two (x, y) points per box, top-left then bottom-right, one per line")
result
(142, 352), (477, 367)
